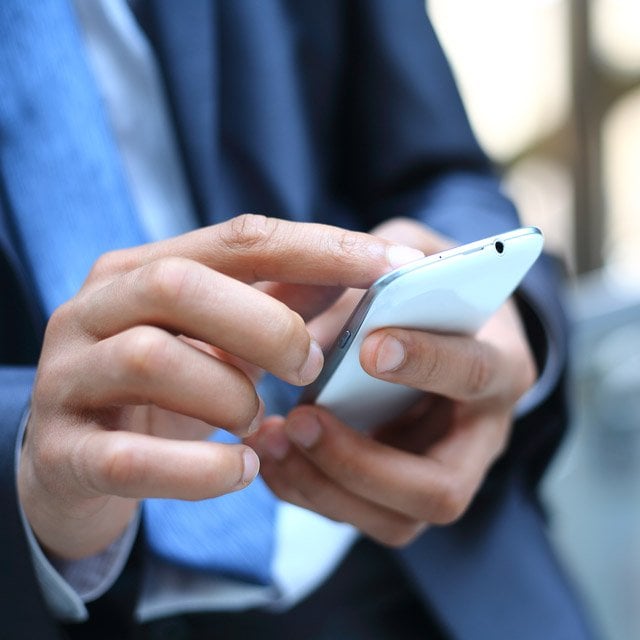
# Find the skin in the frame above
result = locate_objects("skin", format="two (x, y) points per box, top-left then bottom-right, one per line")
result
(17, 214), (426, 560)
(248, 218), (538, 547)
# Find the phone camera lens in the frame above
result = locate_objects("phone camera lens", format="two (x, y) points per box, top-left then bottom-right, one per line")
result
(495, 241), (504, 254)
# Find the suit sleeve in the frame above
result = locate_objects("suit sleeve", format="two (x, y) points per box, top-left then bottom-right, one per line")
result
(0, 184), (65, 633)
(344, 0), (569, 486)
(0, 367), (68, 638)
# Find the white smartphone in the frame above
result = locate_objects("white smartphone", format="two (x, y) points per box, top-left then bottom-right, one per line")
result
(300, 226), (544, 431)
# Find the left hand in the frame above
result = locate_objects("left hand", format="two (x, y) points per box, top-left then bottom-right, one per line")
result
(248, 218), (537, 546)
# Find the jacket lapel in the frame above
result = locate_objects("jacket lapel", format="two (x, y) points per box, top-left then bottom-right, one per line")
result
(137, 0), (221, 225)
(141, 0), (319, 227)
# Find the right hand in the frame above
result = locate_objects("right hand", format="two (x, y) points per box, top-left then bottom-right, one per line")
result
(250, 219), (535, 549)
(18, 214), (424, 560)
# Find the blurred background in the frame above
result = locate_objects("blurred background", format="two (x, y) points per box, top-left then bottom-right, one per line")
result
(428, 1), (640, 638)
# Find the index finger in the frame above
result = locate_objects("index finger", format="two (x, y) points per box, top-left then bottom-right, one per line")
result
(85, 214), (425, 290)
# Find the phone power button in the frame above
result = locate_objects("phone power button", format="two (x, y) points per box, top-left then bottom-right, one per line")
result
(339, 330), (351, 349)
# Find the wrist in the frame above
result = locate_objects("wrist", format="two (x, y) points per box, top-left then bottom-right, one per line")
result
(18, 442), (138, 560)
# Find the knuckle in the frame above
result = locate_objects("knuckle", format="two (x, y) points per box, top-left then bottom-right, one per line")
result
(139, 257), (195, 307)
(431, 472), (472, 524)
(414, 337), (444, 386)
(35, 359), (75, 410)
(86, 249), (131, 284)
(34, 345), (82, 413)
(45, 300), (78, 338)
(327, 229), (373, 274)
(32, 434), (65, 487)
(465, 344), (492, 397)
(67, 434), (96, 494)
(221, 214), (277, 252)
(95, 439), (144, 494)
(333, 229), (362, 258)
(118, 327), (171, 381)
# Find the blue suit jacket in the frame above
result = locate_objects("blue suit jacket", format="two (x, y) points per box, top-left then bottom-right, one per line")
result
(0, 1), (593, 637)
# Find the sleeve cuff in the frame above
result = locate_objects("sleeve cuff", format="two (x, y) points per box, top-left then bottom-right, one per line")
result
(513, 287), (562, 418)
(15, 409), (140, 622)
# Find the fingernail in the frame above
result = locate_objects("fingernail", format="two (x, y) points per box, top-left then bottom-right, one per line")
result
(387, 245), (424, 269)
(298, 339), (324, 385)
(286, 413), (321, 449)
(241, 449), (260, 485)
(262, 429), (290, 461)
(247, 397), (265, 435)
(376, 335), (405, 373)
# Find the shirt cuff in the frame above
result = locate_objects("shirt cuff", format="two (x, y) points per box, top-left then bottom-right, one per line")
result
(15, 409), (140, 622)
(513, 290), (561, 419)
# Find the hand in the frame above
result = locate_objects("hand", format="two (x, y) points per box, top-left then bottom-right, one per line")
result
(249, 218), (537, 546)
(18, 215), (424, 559)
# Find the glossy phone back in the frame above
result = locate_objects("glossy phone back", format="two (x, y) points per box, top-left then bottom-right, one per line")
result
(302, 227), (544, 430)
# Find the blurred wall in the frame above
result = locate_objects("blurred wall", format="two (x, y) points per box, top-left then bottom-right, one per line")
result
(429, 0), (640, 280)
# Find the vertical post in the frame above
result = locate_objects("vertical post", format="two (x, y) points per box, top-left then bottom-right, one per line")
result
(571, 0), (605, 274)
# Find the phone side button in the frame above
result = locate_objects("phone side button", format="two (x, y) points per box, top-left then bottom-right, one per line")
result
(339, 330), (352, 349)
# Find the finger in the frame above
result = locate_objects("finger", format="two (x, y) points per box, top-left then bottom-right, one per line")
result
(62, 326), (263, 436)
(76, 257), (323, 386)
(258, 220), (450, 326)
(372, 394), (443, 454)
(256, 282), (346, 323)
(306, 287), (366, 349)
(425, 409), (511, 472)
(83, 215), (425, 291)
(371, 217), (452, 254)
(178, 336), (263, 386)
(251, 420), (425, 547)
(73, 429), (259, 500)
(281, 406), (489, 525)
(360, 328), (509, 403)
(263, 221), (449, 327)
(135, 406), (220, 442)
